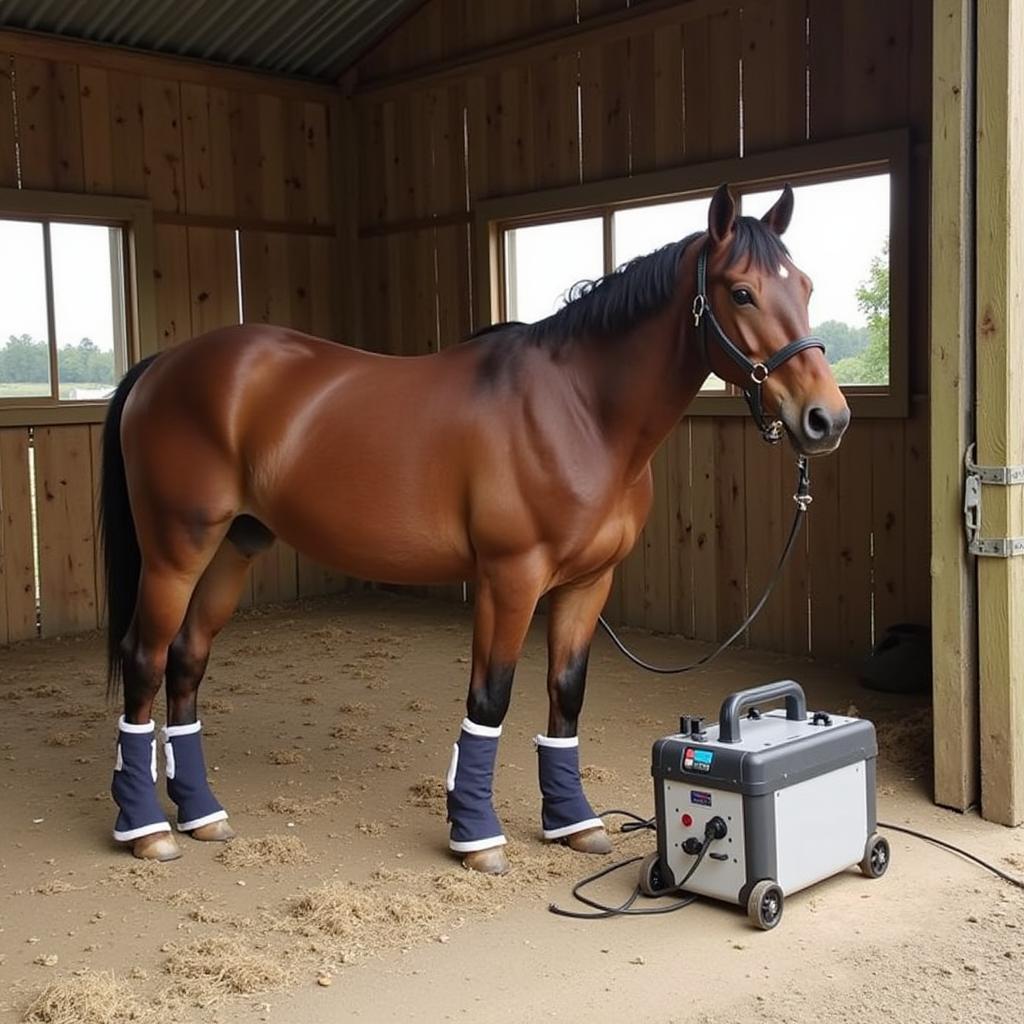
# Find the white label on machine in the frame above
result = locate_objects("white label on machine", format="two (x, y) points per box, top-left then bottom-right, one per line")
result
(774, 762), (867, 895)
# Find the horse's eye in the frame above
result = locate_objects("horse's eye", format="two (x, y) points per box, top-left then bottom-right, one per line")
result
(732, 288), (754, 307)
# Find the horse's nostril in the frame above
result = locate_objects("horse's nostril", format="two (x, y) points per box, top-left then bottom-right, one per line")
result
(804, 406), (832, 441)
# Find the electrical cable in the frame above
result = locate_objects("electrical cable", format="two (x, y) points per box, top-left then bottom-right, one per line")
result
(549, 813), (1024, 923)
(547, 812), (710, 919)
(878, 820), (1024, 889)
(596, 457), (811, 675)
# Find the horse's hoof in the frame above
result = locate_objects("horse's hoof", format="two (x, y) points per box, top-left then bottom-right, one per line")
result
(187, 818), (236, 843)
(564, 826), (613, 855)
(131, 831), (181, 862)
(461, 845), (509, 875)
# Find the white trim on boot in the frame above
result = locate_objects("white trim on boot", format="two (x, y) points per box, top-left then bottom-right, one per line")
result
(542, 817), (605, 841)
(113, 820), (172, 842)
(534, 734), (580, 749)
(460, 717), (502, 738)
(449, 834), (508, 853)
(177, 808), (229, 832)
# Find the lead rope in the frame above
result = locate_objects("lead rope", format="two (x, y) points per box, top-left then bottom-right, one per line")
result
(596, 456), (811, 675)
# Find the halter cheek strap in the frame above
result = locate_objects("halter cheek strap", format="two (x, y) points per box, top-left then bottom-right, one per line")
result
(693, 245), (827, 444)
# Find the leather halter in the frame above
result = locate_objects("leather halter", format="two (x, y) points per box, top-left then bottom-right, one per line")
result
(692, 244), (826, 444)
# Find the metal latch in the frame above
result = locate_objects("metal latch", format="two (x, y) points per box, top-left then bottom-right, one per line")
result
(964, 444), (1024, 557)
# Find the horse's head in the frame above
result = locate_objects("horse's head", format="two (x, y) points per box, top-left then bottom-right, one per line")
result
(700, 184), (850, 455)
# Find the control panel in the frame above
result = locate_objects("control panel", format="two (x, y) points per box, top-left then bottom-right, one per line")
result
(683, 747), (715, 773)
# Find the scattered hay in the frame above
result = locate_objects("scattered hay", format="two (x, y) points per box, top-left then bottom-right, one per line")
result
(2, 683), (69, 703)
(163, 887), (216, 908)
(22, 970), (154, 1024)
(289, 866), (502, 958)
(200, 697), (233, 714)
(263, 794), (339, 819)
(46, 730), (89, 747)
(104, 860), (168, 892)
(406, 699), (434, 712)
(267, 749), (304, 766)
(408, 776), (446, 816)
(216, 835), (311, 869)
(50, 702), (106, 722)
(163, 935), (292, 1004)
(338, 702), (371, 715)
(875, 707), (933, 777)
(1005, 853), (1024, 872)
(355, 821), (385, 837)
(580, 765), (617, 783)
(34, 879), (86, 895)
(329, 722), (366, 740)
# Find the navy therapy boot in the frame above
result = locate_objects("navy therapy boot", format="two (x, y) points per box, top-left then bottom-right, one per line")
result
(446, 718), (507, 868)
(163, 721), (230, 837)
(535, 735), (605, 844)
(111, 717), (171, 844)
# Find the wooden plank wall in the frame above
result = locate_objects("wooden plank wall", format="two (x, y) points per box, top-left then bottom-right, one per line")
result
(351, 0), (933, 662)
(0, 40), (347, 640)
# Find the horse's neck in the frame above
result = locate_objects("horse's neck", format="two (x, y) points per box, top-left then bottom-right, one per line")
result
(585, 302), (708, 482)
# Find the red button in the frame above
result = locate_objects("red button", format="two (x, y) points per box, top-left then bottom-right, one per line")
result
(681, 814), (694, 828)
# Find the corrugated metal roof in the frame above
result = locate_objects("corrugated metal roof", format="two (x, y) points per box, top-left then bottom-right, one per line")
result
(0, 0), (420, 81)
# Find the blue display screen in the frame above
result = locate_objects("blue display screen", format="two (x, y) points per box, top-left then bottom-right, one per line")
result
(693, 749), (714, 765)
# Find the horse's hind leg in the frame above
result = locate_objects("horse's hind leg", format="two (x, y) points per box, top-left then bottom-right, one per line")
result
(538, 572), (615, 855)
(163, 517), (274, 842)
(114, 560), (213, 862)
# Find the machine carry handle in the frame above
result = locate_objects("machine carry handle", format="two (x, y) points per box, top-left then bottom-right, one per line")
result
(718, 680), (808, 744)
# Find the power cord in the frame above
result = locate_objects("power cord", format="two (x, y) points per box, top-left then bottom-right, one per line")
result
(878, 820), (1024, 889)
(547, 812), (714, 919)
(549, 812), (1024, 923)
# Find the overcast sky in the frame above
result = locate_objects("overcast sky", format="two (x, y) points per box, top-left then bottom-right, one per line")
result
(508, 173), (891, 330)
(0, 220), (120, 353)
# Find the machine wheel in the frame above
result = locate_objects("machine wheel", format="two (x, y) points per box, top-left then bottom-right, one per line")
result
(747, 880), (784, 930)
(639, 852), (668, 897)
(860, 833), (890, 879)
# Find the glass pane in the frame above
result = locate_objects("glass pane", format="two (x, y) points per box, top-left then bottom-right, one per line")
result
(614, 197), (726, 391)
(50, 222), (125, 401)
(612, 197), (707, 267)
(0, 219), (51, 399)
(505, 218), (604, 323)
(742, 175), (891, 386)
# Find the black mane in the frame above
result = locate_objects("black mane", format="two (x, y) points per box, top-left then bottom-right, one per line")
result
(469, 216), (789, 357)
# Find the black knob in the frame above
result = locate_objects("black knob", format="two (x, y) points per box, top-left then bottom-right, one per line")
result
(690, 716), (706, 738)
(682, 837), (703, 856)
(679, 715), (692, 735)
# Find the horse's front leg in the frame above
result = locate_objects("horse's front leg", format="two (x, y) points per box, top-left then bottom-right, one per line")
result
(538, 571), (614, 855)
(447, 566), (541, 875)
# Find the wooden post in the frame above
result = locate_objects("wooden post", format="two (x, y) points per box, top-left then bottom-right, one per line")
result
(930, 0), (978, 811)
(976, 0), (1024, 826)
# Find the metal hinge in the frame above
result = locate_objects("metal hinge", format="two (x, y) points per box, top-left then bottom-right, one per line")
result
(964, 444), (1024, 557)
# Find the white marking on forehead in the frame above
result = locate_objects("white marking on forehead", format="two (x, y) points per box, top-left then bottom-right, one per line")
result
(778, 264), (790, 278)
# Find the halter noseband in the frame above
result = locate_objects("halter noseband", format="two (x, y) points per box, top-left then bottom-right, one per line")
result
(693, 244), (826, 444)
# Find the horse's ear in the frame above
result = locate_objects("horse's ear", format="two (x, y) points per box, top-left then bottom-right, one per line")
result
(761, 184), (795, 236)
(708, 184), (737, 246)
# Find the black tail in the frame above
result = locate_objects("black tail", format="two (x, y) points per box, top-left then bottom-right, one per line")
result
(101, 355), (159, 698)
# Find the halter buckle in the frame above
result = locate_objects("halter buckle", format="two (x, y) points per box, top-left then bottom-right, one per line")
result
(692, 294), (706, 326)
(763, 419), (785, 444)
(750, 363), (769, 385)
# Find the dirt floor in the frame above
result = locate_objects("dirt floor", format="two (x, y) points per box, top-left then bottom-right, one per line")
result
(1, 592), (1022, 1024)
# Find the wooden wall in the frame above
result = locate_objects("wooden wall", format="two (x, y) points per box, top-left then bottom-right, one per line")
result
(348, 0), (933, 662)
(0, 37), (347, 643)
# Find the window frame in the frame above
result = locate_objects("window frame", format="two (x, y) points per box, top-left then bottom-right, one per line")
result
(474, 129), (910, 419)
(0, 188), (157, 427)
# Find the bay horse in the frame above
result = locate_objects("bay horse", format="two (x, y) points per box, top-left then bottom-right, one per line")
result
(101, 185), (849, 872)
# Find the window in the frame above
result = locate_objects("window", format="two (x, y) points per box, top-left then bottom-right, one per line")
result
(477, 131), (908, 417)
(741, 174), (891, 388)
(0, 189), (156, 426)
(0, 219), (128, 403)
